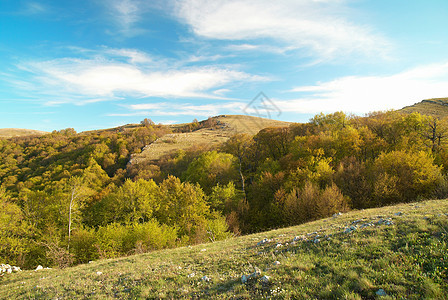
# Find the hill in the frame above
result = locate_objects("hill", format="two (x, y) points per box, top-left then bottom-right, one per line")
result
(0, 128), (48, 138)
(400, 97), (448, 118)
(129, 115), (290, 164)
(2, 199), (447, 299)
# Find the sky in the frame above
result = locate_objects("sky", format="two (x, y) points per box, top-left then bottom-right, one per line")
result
(1, 0), (448, 132)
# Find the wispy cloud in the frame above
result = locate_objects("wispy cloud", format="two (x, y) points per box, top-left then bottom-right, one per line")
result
(111, 62), (448, 119)
(21, 1), (48, 15)
(10, 48), (266, 105)
(226, 44), (296, 54)
(101, 0), (147, 36)
(173, 0), (390, 61)
(285, 62), (448, 114)
(110, 101), (249, 118)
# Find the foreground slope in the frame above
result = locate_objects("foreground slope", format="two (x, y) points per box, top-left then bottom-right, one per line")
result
(1, 199), (447, 299)
(0, 128), (48, 138)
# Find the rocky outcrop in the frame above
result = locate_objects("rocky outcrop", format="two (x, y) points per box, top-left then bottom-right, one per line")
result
(0, 264), (21, 275)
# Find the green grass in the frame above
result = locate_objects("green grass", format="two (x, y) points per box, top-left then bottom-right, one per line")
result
(2, 199), (448, 299)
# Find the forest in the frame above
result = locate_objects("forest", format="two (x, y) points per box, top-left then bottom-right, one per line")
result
(1, 111), (448, 269)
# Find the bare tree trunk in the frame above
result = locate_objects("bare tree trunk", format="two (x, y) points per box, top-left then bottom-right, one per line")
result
(238, 156), (246, 198)
(68, 186), (76, 252)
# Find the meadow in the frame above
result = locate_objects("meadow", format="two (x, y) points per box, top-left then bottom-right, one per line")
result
(1, 198), (447, 299)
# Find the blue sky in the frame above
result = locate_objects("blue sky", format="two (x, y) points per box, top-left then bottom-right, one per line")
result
(1, 0), (448, 132)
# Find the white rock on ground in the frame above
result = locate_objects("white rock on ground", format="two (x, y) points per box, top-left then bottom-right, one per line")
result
(293, 235), (306, 242)
(376, 218), (393, 225)
(332, 212), (342, 218)
(241, 267), (262, 283)
(35, 265), (43, 271)
(344, 226), (357, 233)
(376, 288), (387, 296)
(257, 238), (271, 246)
(0, 264), (21, 274)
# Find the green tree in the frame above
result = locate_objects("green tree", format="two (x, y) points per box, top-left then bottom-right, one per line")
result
(373, 150), (444, 204)
(98, 179), (159, 225)
(182, 151), (238, 193)
(67, 176), (94, 251)
(0, 187), (32, 266)
(156, 176), (210, 239)
(209, 182), (244, 214)
(222, 133), (254, 197)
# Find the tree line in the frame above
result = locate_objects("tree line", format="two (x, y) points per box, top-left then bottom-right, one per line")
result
(1, 111), (448, 268)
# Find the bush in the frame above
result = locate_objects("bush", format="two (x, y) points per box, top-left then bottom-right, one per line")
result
(205, 213), (233, 242)
(126, 220), (178, 253)
(373, 151), (444, 205)
(284, 182), (349, 225)
(70, 227), (98, 264)
(95, 223), (129, 258)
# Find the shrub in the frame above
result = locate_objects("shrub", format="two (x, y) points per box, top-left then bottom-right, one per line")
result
(373, 151), (444, 205)
(70, 227), (98, 264)
(284, 182), (349, 225)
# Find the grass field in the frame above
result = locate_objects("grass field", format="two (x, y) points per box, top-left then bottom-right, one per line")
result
(1, 199), (447, 299)
(0, 128), (48, 138)
(130, 115), (290, 164)
(400, 98), (448, 118)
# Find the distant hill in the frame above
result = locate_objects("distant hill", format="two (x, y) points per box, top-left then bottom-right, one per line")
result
(0, 128), (48, 138)
(2, 198), (446, 299)
(400, 97), (448, 118)
(130, 115), (290, 165)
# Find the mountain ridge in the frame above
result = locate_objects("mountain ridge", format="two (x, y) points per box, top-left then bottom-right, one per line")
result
(0, 128), (48, 138)
(400, 97), (448, 118)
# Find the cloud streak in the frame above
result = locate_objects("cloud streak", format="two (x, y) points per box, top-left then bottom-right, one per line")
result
(174, 0), (390, 61)
(113, 62), (448, 119)
(285, 62), (448, 114)
(11, 48), (266, 105)
(111, 101), (249, 118)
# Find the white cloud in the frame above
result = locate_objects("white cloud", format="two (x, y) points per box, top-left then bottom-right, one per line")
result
(174, 0), (389, 60)
(226, 44), (295, 54)
(112, 101), (248, 118)
(103, 0), (148, 36)
(14, 48), (266, 104)
(118, 61), (448, 118)
(285, 62), (448, 114)
(106, 48), (153, 64)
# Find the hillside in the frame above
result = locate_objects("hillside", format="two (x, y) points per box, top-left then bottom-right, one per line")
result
(129, 115), (290, 164)
(1, 199), (447, 299)
(400, 97), (448, 118)
(0, 128), (48, 138)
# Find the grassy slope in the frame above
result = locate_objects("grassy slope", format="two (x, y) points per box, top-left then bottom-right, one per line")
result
(130, 115), (290, 164)
(0, 128), (48, 138)
(2, 199), (447, 299)
(400, 98), (448, 118)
